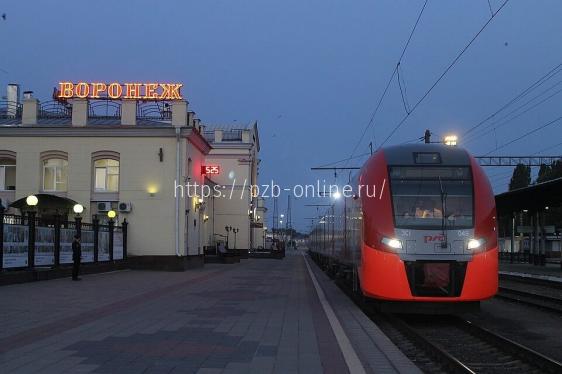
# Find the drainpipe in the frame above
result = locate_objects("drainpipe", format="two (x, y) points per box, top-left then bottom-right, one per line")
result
(175, 127), (181, 257)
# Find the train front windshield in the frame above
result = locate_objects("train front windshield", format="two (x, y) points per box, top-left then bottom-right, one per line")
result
(389, 166), (473, 229)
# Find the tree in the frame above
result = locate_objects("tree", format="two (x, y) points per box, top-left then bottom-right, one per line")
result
(550, 160), (562, 180)
(536, 163), (552, 183)
(535, 160), (562, 184)
(509, 164), (531, 190)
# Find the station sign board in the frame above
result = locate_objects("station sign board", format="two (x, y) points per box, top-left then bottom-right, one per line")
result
(201, 165), (220, 175)
(57, 82), (183, 101)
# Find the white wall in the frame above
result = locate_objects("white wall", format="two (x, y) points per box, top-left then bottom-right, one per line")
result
(2, 134), (206, 258)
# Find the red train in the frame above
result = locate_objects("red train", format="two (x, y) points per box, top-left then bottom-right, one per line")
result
(309, 144), (498, 312)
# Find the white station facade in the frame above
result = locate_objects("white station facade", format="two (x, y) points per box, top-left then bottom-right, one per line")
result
(0, 82), (264, 270)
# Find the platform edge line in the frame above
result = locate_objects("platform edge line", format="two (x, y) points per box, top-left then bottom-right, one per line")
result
(302, 253), (367, 374)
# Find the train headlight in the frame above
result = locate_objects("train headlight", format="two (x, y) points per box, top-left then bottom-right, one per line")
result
(467, 238), (486, 250)
(381, 237), (403, 250)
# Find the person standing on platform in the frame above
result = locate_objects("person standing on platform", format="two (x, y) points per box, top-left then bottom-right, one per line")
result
(72, 234), (82, 281)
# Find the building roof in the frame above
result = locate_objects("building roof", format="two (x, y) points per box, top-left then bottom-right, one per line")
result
(0, 117), (173, 127)
(202, 122), (253, 131)
(495, 177), (562, 213)
(201, 121), (260, 151)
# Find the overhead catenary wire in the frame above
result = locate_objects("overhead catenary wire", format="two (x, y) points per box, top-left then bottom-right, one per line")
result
(483, 114), (562, 156)
(532, 140), (562, 155)
(378, 0), (511, 149)
(397, 63), (411, 114)
(343, 0), (430, 166)
(462, 62), (562, 138)
(464, 82), (562, 145)
(315, 152), (371, 168)
(487, 0), (494, 16)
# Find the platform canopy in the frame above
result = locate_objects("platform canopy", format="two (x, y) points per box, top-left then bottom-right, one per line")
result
(495, 177), (562, 213)
(9, 193), (78, 211)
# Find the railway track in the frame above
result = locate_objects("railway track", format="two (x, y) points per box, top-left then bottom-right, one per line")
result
(496, 286), (562, 314)
(336, 280), (561, 373)
(389, 314), (562, 373)
(315, 257), (562, 373)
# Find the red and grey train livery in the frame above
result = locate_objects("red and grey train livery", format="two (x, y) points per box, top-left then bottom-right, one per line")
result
(308, 144), (498, 312)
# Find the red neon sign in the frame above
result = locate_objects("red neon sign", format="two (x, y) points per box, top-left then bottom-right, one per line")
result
(201, 165), (220, 175)
(57, 82), (183, 101)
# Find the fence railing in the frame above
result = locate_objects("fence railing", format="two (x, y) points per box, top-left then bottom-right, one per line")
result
(0, 210), (127, 271)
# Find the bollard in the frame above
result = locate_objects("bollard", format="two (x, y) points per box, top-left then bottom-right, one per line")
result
(0, 204), (4, 271)
(28, 211), (36, 269)
(93, 215), (99, 263)
(54, 214), (61, 267)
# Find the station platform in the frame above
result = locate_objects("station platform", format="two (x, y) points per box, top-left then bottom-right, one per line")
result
(499, 261), (562, 283)
(0, 250), (419, 373)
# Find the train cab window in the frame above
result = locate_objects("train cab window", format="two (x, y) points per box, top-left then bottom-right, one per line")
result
(389, 166), (473, 229)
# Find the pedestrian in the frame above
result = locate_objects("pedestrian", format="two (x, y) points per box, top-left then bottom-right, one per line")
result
(72, 234), (82, 281)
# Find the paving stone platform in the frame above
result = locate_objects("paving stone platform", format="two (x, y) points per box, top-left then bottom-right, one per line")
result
(0, 251), (418, 373)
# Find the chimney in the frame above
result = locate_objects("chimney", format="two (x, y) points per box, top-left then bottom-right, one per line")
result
(242, 129), (251, 143)
(214, 129), (223, 142)
(71, 99), (88, 127)
(121, 100), (136, 126)
(171, 100), (188, 127)
(22, 91), (39, 126)
(187, 111), (195, 127)
(6, 84), (20, 117)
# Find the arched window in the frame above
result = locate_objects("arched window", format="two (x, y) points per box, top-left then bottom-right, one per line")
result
(0, 150), (16, 191)
(94, 159), (119, 192)
(41, 151), (68, 192)
(43, 159), (68, 192)
(92, 151), (120, 192)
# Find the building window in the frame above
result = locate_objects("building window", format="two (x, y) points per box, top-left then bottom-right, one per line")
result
(94, 159), (119, 192)
(0, 159), (16, 191)
(43, 158), (68, 192)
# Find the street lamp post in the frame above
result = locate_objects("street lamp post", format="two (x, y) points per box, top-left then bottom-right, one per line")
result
(73, 204), (84, 239)
(225, 226), (232, 249)
(26, 195), (38, 269)
(108, 210), (116, 262)
(233, 228), (239, 249)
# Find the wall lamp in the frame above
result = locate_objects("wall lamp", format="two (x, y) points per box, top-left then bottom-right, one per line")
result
(195, 197), (205, 212)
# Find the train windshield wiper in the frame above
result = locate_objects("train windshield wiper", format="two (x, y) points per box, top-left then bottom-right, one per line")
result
(438, 177), (448, 249)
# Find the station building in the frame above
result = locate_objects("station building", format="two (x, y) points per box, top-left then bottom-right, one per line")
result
(201, 124), (266, 252)
(0, 83), (263, 270)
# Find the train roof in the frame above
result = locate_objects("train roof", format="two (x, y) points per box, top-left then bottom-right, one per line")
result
(382, 143), (471, 166)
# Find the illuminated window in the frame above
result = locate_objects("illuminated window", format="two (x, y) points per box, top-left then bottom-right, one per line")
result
(94, 159), (119, 192)
(0, 158), (16, 191)
(43, 159), (68, 192)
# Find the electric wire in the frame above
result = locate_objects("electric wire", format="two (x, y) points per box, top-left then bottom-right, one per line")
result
(344, 0), (429, 166)
(463, 62), (562, 138)
(315, 152), (371, 168)
(532, 140), (562, 155)
(378, 0), (511, 149)
(464, 82), (562, 144)
(483, 115), (562, 156)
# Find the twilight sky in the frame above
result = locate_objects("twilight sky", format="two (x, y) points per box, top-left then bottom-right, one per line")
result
(1, 0), (561, 231)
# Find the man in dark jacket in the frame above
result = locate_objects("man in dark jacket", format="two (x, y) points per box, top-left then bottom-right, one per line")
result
(72, 234), (82, 281)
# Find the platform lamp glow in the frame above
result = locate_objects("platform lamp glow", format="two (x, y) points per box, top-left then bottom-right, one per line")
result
(107, 210), (117, 219)
(26, 195), (38, 207)
(73, 204), (84, 215)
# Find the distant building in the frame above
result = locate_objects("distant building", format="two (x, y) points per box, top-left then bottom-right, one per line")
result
(202, 123), (264, 252)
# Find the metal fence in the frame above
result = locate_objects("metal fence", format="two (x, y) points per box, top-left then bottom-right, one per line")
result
(0, 210), (127, 271)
